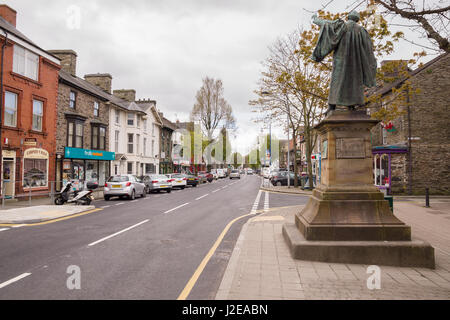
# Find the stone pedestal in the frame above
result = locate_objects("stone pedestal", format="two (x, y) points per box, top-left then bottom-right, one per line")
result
(283, 110), (435, 268)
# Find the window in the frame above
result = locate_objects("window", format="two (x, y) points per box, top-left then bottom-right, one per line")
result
(68, 121), (83, 148)
(115, 130), (119, 152)
(127, 113), (134, 126)
(152, 140), (155, 157)
(115, 109), (120, 124)
(69, 91), (76, 109)
(32, 100), (43, 131)
(143, 138), (147, 156)
(4, 91), (17, 127)
(94, 101), (99, 117)
(143, 119), (147, 132)
(382, 128), (388, 145)
(92, 126), (106, 150)
(23, 159), (48, 188)
(128, 133), (134, 154)
(127, 162), (133, 174)
(13, 45), (39, 81)
(152, 123), (155, 136)
(137, 116), (140, 128)
(136, 134), (140, 155)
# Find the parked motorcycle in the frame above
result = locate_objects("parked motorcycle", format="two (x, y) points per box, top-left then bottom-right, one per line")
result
(54, 181), (98, 206)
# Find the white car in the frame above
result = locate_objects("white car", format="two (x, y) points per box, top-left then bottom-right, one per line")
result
(166, 173), (187, 189)
(217, 169), (226, 178)
(247, 169), (254, 175)
(210, 169), (219, 180)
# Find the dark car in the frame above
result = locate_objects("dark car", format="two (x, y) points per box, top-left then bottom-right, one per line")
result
(182, 174), (199, 187)
(270, 172), (300, 186)
(198, 171), (213, 183)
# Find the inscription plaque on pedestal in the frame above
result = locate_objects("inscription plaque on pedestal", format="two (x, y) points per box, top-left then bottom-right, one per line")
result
(336, 138), (365, 159)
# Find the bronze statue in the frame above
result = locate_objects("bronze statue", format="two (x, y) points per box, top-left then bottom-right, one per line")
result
(311, 11), (377, 114)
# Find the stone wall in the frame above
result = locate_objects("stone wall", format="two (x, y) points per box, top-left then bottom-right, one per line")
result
(370, 53), (450, 195)
(56, 82), (110, 153)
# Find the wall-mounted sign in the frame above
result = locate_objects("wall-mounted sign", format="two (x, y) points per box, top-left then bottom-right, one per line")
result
(2, 150), (16, 158)
(336, 138), (365, 159)
(24, 138), (37, 146)
(64, 147), (115, 161)
(24, 148), (49, 159)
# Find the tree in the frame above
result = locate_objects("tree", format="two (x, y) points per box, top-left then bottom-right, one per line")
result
(191, 76), (236, 141)
(367, 0), (450, 53)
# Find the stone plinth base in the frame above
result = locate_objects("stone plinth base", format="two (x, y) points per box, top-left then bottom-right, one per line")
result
(283, 223), (435, 269)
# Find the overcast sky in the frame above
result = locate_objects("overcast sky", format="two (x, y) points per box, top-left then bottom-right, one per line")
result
(7, 0), (436, 154)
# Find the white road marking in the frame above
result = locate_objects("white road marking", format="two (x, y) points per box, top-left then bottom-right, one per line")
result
(251, 190), (263, 214)
(0, 273), (32, 289)
(115, 202), (125, 206)
(131, 200), (139, 203)
(264, 191), (269, 212)
(0, 228), (10, 232)
(88, 220), (149, 247)
(101, 205), (111, 209)
(222, 186), (228, 189)
(212, 189), (221, 193)
(12, 225), (26, 228)
(195, 194), (209, 201)
(164, 203), (190, 214)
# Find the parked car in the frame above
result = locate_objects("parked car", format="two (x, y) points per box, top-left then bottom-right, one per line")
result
(210, 169), (219, 180)
(104, 174), (146, 200)
(183, 174), (199, 187)
(229, 169), (241, 179)
(166, 173), (187, 189)
(142, 174), (173, 193)
(270, 172), (299, 186)
(247, 169), (254, 175)
(198, 171), (213, 183)
(217, 169), (226, 178)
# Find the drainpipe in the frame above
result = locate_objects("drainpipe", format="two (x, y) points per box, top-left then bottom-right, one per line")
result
(407, 89), (413, 195)
(0, 30), (9, 197)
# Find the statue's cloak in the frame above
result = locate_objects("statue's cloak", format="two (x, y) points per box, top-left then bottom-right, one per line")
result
(312, 19), (377, 106)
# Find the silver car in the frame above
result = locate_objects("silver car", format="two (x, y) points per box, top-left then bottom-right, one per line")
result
(230, 169), (241, 179)
(104, 175), (146, 201)
(166, 173), (187, 189)
(144, 174), (173, 193)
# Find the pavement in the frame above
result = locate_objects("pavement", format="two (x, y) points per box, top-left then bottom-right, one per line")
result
(216, 197), (450, 300)
(0, 205), (97, 225)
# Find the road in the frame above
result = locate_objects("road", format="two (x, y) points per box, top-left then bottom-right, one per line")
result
(0, 175), (309, 299)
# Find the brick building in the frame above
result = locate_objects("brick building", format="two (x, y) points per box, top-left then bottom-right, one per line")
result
(368, 53), (450, 195)
(0, 5), (60, 199)
(48, 50), (116, 191)
(159, 114), (177, 174)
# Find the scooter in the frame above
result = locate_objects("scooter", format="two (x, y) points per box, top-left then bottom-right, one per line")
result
(54, 181), (98, 206)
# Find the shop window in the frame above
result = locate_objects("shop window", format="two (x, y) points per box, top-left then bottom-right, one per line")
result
(4, 91), (18, 127)
(86, 161), (99, 183)
(23, 159), (48, 188)
(374, 154), (390, 188)
(13, 44), (39, 81)
(32, 100), (43, 131)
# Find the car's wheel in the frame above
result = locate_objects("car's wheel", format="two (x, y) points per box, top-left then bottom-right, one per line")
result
(85, 199), (92, 205)
(276, 181), (282, 187)
(104, 196), (110, 201)
(167, 189), (172, 193)
(181, 186), (185, 190)
(129, 190), (135, 200)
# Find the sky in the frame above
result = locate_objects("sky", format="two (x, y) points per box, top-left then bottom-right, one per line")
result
(5, 0), (438, 155)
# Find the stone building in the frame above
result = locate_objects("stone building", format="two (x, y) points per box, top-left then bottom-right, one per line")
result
(159, 114), (178, 174)
(48, 50), (116, 191)
(368, 53), (450, 195)
(0, 5), (60, 199)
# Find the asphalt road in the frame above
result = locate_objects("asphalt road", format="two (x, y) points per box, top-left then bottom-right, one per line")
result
(0, 175), (309, 299)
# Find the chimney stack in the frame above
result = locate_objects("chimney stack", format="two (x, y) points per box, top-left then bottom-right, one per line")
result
(84, 73), (113, 93)
(113, 89), (136, 102)
(0, 5), (17, 27)
(48, 50), (77, 76)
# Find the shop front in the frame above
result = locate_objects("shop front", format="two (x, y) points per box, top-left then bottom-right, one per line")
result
(372, 146), (408, 195)
(56, 147), (114, 191)
(2, 150), (17, 199)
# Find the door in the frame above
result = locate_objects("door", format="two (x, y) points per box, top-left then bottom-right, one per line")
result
(3, 159), (15, 199)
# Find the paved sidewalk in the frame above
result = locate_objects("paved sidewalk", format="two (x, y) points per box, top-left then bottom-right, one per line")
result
(0, 205), (96, 224)
(260, 185), (312, 196)
(216, 199), (450, 300)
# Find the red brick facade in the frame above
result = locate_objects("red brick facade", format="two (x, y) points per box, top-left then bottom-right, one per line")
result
(0, 10), (60, 198)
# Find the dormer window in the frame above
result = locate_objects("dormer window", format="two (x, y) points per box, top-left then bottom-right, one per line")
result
(13, 45), (39, 81)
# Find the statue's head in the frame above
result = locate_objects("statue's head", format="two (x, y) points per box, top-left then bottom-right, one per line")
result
(348, 10), (360, 22)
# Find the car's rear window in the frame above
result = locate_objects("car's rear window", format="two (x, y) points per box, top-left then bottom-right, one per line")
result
(108, 176), (129, 182)
(232, 170), (239, 173)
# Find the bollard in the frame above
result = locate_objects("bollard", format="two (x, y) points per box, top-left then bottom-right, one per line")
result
(425, 188), (430, 208)
(29, 188), (32, 206)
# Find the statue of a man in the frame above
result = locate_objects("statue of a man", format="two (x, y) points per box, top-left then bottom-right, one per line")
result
(311, 11), (377, 114)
